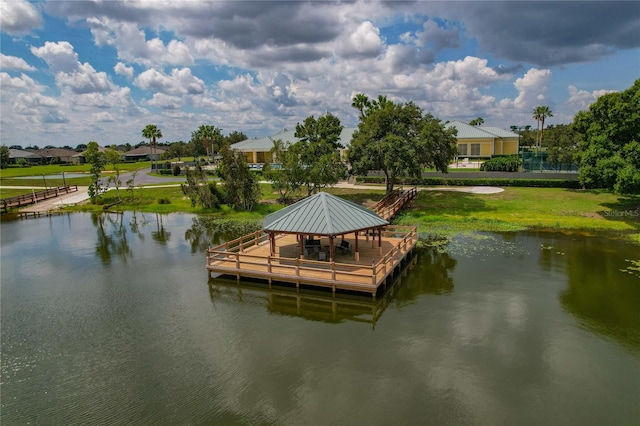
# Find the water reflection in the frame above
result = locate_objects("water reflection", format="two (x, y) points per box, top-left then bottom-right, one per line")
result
(151, 213), (171, 245)
(393, 246), (457, 303)
(208, 255), (418, 327)
(184, 216), (261, 253)
(92, 212), (131, 265)
(552, 233), (640, 352)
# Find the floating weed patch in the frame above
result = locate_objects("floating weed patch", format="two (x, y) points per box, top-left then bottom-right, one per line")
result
(620, 260), (640, 278)
(418, 232), (529, 258)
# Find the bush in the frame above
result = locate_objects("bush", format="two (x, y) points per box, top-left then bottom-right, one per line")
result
(157, 198), (172, 204)
(480, 155), (521, 172)
(355, 175), (581, 188)
(173, 164), (181, 176)
(158, 169), (173, 175)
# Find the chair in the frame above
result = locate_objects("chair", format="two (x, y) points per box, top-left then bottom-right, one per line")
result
(335, 240), (351, 255)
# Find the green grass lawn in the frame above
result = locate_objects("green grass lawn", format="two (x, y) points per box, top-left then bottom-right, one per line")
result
(3, 170), (639, 243)
(395, 187), (640, 238)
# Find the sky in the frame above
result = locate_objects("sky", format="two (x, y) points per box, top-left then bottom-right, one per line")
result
(1, 1), (639, 148)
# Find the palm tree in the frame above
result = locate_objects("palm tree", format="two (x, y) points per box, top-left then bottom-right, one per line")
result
(469, 117), (484, 126)
(351, 93), (371, 118)
(372, 94), (393, 110)
(142, 124), (162, 171)
(195, 125), (221, 162)
(532, 106), (553, 147)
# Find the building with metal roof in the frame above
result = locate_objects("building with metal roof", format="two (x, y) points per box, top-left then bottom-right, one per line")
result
(232, 120), (519, 166)
(445, 120), (520, 158)
(231, 127), (356, 164)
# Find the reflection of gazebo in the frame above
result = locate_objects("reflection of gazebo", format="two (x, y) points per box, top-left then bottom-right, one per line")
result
(263, 192), (389, 262)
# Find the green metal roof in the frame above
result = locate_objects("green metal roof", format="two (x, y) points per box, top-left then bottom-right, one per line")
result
(445, 120), (518, 139)
(263, 192), (388, 235)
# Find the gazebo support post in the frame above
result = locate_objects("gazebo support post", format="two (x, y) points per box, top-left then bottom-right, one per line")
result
(329, 236), (335, 262)
(299, 234), (304, 259)
(378, 226), (383, 256)
(269, 232), (276, 256)
(354, 232), (360, 261)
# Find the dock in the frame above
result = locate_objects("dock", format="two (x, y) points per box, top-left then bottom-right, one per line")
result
(206, 225), (418, 296)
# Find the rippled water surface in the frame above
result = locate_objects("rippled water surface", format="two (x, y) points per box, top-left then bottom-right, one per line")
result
(1, 212), (639, 425)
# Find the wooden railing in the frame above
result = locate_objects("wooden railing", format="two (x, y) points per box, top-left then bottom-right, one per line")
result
(206, 225), (418, 293)
(375, 187), (418, 221)
(1, 185), (79, 213)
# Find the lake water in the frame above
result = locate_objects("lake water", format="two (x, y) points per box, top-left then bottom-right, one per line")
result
(1, 212), (639, 425)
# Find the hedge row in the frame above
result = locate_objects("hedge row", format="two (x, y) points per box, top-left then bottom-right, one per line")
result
(356, 175), (582, 189)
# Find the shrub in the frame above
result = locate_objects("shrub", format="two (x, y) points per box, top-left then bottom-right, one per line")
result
(157, 197), (171, 204)
(158, 169), (173, 175)
(173, 164), (181, 176)
(480, 155), (521, 172)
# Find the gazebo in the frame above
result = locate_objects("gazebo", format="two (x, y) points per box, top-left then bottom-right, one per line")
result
(262, 192), (389, 262)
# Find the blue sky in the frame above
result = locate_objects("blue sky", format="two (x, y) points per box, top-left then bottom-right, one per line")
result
(1, 0), (638, 148)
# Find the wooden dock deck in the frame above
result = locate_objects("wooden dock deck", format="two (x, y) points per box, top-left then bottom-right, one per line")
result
(206, 226), (418, 296)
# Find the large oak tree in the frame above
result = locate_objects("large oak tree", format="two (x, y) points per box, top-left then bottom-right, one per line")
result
(348, 100), (457, 193)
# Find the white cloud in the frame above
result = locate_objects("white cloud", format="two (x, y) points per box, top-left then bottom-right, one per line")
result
(336, 21), (383, 58)
(134, 68), (205, 96)
(0, 54), (36, 72)
(86, 18), (194, 67)
(0, 0), (42, 36)
(31, 41), (79, 74)
(146, 93), (183, 110)
(510, 68), (552, 110)
(114, 62), (134, 79)
(566, 85), (616, 111)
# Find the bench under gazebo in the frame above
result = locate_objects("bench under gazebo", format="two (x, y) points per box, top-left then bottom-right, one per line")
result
(206, 192), (418, 296)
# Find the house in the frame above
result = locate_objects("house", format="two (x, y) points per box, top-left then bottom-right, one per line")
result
(445, 120), (520, 158)
(72, 146), (109, 164)
(31, 147), (78, 164)
(231, 120), (519, 166)
(8, 148), (41, 165)
(230, 127), (356, 165)
(122, 145), (166, 162)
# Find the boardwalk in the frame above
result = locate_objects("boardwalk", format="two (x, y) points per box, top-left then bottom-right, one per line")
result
(374, 187), (418, 220)
(1, 185), (79, 213)
(206, 226), (418, 296)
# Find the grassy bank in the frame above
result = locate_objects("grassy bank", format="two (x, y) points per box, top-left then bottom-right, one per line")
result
(394, 187), (639, 242)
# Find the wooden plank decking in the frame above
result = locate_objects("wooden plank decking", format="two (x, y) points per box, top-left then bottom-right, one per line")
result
(206, 226), (418, 296)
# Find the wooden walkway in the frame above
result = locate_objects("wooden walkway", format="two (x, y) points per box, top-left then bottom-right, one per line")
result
(1, 186), (78, 213)
(374, 187), (418, 221)
(206, 226), (418, 296)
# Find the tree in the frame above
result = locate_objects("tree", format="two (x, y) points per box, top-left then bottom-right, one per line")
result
(162, 141), (187, 161)
(574, 79), (640, 193)
(351, 93), (372, 118)
(85, 141), (106, 203)
(218, 146), (261, 210)
(265, 139), (304, 202)
(348, 101), (457, 193)
(181, 165), (220, 209)
(532, 106), (553, 147)
(293, 113), (347, 196)
(193, 124), (223, 162)
(224, 130), (248, 146)
(469, 117), (484, 126)
(104, 147), (123, 201)
(543, 124), (580, 171)
(142, 124), (162, 170)
(0, 146), (9, 169)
